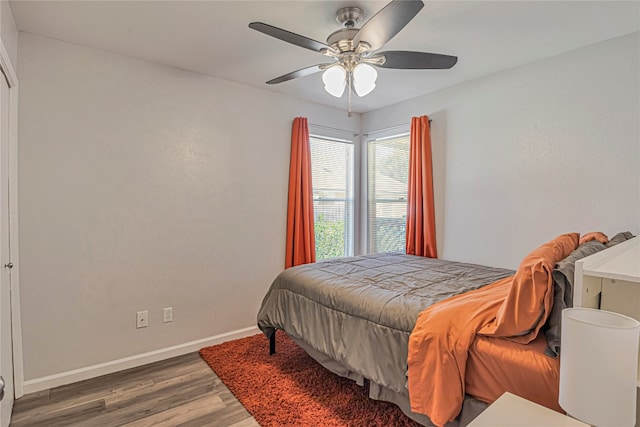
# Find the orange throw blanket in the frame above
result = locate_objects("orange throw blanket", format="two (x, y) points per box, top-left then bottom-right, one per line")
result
(407, 233), (578, 427)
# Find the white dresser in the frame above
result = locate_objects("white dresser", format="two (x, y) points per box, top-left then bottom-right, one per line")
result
(574, 236), (640, 315)
(573, 236), (640, 424)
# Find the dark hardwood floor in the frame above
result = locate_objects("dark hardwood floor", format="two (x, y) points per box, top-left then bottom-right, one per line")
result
(10, 352), (258, 427)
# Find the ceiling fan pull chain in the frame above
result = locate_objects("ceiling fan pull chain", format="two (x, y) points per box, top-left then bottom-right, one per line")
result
(348, 71), (353, 118)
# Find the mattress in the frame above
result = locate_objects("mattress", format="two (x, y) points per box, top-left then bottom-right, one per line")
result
(465, 333), (562, 413)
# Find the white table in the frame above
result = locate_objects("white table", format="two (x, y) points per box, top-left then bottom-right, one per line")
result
(468, 392), (588, 427)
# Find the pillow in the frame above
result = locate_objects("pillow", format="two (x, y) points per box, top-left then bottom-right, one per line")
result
(544, 240), (607, 358)
(478, 233), (579, 343)
(579, 231), (608, 245)
(606, 231), (634, 248)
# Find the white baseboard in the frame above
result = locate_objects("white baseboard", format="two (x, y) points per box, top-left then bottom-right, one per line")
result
(22, 326), (261, 395)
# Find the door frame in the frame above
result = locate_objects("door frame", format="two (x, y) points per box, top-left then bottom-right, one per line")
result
(0, 37), (22, 399)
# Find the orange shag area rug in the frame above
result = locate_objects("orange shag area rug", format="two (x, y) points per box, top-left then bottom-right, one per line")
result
(199, 332), (421, 427)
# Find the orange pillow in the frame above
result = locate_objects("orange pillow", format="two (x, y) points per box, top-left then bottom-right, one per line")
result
(579, 231), (608, 245)
(479, 233), (579, 343)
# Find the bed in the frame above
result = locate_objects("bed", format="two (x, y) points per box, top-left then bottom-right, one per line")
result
(257, 232), (634, 426)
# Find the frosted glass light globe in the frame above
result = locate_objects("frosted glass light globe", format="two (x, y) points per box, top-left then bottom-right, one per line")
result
(322, 66), (346, 98)
(353, 63), (377, 97)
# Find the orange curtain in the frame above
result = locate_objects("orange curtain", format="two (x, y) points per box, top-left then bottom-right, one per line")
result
(406, 115), (437, 258)
(285, 117), (316, 268)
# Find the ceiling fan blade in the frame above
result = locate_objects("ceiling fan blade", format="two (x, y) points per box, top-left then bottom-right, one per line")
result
(375, 50), (458, 69)
(249, 22), (335, 55)
(266, 64), (329, 85)
(353, 0), (424, 52)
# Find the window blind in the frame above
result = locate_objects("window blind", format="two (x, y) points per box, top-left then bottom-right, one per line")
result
(367, 134), (410, 253)
(309, 135), (354, 259)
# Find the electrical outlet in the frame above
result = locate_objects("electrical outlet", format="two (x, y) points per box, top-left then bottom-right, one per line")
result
(136, 310), (148, 328)
(163, 307), (173, 323)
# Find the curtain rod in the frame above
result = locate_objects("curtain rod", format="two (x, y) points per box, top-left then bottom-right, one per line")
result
(363, 119), (432, 137)
(363, 123), (408, 137)
(308, 119), (431, 138)
(309, 122), (360, 137)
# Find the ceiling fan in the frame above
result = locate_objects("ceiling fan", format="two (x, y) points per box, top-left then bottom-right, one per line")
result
(249, 0), (457, 114)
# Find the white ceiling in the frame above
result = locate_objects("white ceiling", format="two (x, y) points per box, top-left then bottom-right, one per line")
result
(9, 1), (640, 113)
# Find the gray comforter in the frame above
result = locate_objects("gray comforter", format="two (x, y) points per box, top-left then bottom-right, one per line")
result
(257, 253), (513, 399)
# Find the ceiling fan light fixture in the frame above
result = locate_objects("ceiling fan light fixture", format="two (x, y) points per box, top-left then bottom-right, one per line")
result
(322, 65), (347, 98)
(353, 63), (377, 97)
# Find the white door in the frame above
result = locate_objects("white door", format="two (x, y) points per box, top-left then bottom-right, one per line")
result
(0, 71), (13, 427)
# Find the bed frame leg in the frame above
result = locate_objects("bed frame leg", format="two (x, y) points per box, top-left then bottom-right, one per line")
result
(269, 331), (276, 355)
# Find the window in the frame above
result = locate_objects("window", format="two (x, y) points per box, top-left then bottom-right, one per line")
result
(310, 135), (354, 259)
(308, 128), (411, 257)
(367, 134), (410, 253)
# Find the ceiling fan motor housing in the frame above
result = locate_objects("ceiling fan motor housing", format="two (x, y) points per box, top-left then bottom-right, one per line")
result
(328, 6), (365, 54)
(327, 28), (358, 53)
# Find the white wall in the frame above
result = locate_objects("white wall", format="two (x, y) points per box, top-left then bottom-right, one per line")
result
(17, 32), (359, 382)
(363, 32), (640, 269)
